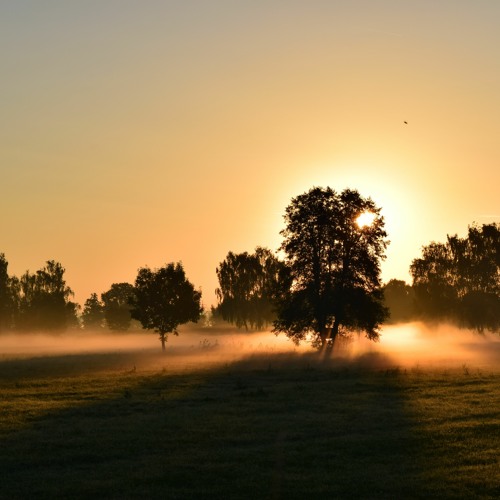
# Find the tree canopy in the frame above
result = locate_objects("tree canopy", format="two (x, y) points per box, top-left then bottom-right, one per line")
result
(215, 247), (286, 330)
(273, 187), (389, 348)
(130, 262), (202, 351)
(411, 223), (499, 332)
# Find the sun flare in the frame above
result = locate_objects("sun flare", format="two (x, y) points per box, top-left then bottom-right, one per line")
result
(356, 211), (376, 228)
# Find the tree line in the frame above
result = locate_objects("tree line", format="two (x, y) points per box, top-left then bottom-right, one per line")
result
(382, 222), (499, 333)
(1, 187), (498, 350)
(0, 259), (79, 332)
(0, 258), (202, 351)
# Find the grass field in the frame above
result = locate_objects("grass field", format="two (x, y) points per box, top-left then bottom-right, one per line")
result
(0, 330), (499, 499)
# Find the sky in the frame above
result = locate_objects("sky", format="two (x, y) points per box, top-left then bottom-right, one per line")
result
(1, 1), (499, 308)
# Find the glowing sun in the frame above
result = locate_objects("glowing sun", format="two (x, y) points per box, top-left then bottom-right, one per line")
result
(356, 211), (376, 228)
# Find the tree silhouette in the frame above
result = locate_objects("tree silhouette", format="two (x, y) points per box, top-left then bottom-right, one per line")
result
(0, 254), (16, 331)
(16, 260), (76, 331)
(215, 247), (286, 330)
(130, 262), (202, 351)
(0, 258), (79, 332)
(273, 187), (389, 348)
(410, 242), (457, 320)
(82, 293), (105, 330)
(101, 283), (135, 331)
(411, 223), (499, 332)
(383, 279), (416, 323)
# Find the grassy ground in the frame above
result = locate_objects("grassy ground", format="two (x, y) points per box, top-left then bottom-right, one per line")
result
(0, 347), (499, 499)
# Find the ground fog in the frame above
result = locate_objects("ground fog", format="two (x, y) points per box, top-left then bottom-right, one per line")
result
(0, 322), (498, 375)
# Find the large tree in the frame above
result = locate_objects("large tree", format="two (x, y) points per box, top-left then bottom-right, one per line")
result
(130, 262), (202, 351)
(101, 283), (135, 331)
(215, 247), (286, 330)
(411, 223), (499, 332)
(273, 187), (389, 348)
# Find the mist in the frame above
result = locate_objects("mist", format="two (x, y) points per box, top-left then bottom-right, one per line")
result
(351, 322), (500, 370)
(0, 322), (498, 377)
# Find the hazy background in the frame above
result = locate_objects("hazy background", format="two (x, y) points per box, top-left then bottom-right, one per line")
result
(1, 1), (499, 307)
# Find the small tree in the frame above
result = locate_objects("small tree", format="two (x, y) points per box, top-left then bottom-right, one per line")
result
(101, 283), (135, 331)
(131, 262), (202, 351)
(82, 293), (105, 330)
(273, 187), (389, 348)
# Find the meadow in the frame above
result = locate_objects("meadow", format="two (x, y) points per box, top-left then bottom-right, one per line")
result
(0, 327), (499, 499)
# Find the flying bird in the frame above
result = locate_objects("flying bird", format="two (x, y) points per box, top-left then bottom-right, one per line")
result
(404, 121), (408, 124)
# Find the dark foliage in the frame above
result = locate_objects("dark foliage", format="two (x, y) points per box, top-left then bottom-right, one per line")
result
(14, 260), (77, 331)
(383, 279), (416, 323)
(81, 293), (105, 330)
(215, 247), (286, 330)
(273, 187), (389, 348)
(130, 262), (202, 351)
(0, 254), (17, 331)
(101, 283), (135, 331)
(410, 223), (499, 332)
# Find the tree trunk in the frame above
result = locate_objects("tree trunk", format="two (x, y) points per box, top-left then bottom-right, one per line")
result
(160, 333), (166, 352)
(319, 328), (330, 347)
(331, 319), (340, 345)
(319, 320), (340, 350)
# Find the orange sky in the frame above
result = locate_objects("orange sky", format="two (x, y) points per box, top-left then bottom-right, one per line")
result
(1, 1), (499, 308)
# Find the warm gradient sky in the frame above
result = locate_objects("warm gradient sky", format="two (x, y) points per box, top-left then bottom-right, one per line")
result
(2, 1), (499, 308)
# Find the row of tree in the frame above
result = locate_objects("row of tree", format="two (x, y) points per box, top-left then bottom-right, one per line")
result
(410, 223), (499, 332)
(0, 260), (139, 334)
(382, 223), (499, 333)
(0, 257), (202, 350)
(215, 219), (499, 339)
(0, 259), (78, 332)
(1, 187), (498, 351)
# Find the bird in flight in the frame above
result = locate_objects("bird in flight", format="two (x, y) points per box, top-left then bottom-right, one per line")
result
(404, 121), (408, 124)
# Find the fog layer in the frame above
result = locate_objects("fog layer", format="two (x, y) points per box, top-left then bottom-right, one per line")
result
(1, 322), (498, 374)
